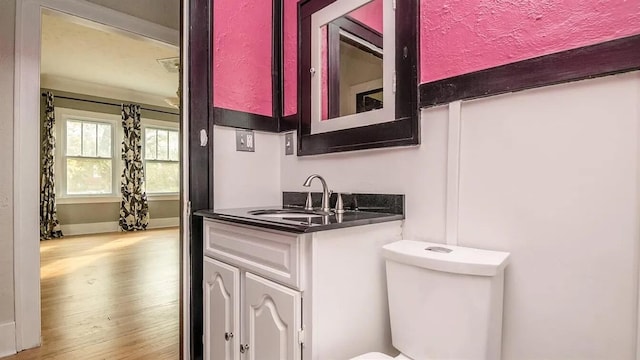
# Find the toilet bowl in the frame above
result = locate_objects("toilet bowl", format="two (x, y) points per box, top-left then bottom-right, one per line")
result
(350, 240), (510, 360)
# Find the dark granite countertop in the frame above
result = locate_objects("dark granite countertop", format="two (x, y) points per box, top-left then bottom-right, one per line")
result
(194, 206), (404, 234)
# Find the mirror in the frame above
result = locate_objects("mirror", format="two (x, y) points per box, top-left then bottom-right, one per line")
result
(320, 0), (384, 121)
(297, 0), (419, 155)
(311, 0), (394, 134)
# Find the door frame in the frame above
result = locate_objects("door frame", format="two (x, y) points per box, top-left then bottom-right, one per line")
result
(13, 0), (179, 352)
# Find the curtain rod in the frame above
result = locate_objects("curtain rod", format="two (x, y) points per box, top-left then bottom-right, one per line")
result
(41, 93), (179, 116)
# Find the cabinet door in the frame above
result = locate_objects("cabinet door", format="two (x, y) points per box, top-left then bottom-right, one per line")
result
(243, 272), (302, 360)
(204, 258), (240, 360)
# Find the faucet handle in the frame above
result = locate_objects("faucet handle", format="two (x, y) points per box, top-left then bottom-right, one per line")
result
(335, 193), (345, 214)
(304, 192), (313, 211)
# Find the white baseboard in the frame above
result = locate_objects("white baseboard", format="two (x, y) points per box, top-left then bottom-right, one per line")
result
(0, 322), (16, 357)
(60, 217), (179, 236)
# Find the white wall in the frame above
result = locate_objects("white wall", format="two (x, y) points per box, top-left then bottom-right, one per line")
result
(280, 107), (449, 241)
(457, 72), (640, 359)
(278, 71), (640, 359)
(0, 0), (17, 349)
(213, 126), (281, 209)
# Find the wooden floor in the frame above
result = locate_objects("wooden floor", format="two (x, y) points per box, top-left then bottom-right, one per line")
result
(4, 229), (180, 360)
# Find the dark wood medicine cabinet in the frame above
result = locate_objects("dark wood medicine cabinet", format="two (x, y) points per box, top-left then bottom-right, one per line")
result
(297, 0), (419, 155)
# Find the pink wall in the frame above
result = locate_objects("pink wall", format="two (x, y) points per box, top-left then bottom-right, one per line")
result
(421, 0), (640, 83)
(274, 0), (640, 116)
(213, 0), (273, 116)
(283, 0), (298, 116)
(348, 0), (383, 34)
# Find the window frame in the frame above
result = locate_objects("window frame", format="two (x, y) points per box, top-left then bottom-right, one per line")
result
(141, 119), (180, 198)
(55, 107), (121, 203)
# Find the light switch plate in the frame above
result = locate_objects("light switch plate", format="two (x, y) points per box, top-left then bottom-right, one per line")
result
(236, 129), (255, 152)
(285, 133), (294, 155)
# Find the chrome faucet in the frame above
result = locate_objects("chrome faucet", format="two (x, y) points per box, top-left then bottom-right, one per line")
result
(303, 174), (331, 213)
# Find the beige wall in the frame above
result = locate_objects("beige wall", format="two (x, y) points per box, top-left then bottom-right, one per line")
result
(43, 89), (179, 123)
(0, 0), (16, 327)
(148, 200), (180, 218)
(57, 203), (119, 224)
(57, 201), (179, 225)
(85, 0), (180, 30)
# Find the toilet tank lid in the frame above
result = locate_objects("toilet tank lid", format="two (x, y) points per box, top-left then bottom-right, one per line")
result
(382, 240), (510, 276)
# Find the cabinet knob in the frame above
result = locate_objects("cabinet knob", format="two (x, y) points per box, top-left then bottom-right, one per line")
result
(224, 332), (233, 341)
(240, 344), (250, 353)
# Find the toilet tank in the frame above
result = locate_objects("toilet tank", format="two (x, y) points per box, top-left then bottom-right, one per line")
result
(382, 241), (510, 360)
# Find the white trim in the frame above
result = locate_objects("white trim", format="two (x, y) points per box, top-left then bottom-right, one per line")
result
(0, 322), (17, 357)
(445, 101), (462, 246)
(142, 120), (180, 195)
(56, 195), (178, 204)
(148, 194), (180, 201)
(60, 217), (179, 236)
(180, 0), (191, 357)
(310, 0), (395, 134)
(55, 107), (121, 199)
(14, 0), (44, 349)
(636, 73), (640, 360)
(56, 196), (121, 204)
(14, 0), (179, 351)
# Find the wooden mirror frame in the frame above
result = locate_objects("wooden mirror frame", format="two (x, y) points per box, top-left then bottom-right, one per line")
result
(298, 0), (419, 156)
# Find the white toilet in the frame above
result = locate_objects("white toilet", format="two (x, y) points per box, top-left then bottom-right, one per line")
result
(351, 240), (510, 360)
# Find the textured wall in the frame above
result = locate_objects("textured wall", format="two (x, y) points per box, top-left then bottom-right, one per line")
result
(0, 0), (16, 326)
(85, 0), (180, 30)
(348, 0), (383, 33)
(283, 0), (298, 116)
(213, 0), (273, 117)
(283, 0), (640, 108)
(421, 0), (640, 82)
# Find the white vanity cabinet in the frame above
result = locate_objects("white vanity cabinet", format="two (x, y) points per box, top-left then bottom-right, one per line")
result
(204, 257), (301, 360)
(203, 218), (402, 360)
(204, 257), (240, 360)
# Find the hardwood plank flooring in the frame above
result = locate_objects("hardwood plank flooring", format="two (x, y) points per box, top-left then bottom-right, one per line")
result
(4, 229), (180, 360)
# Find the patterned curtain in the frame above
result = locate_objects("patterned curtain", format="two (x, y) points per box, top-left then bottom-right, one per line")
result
(40, 92), (63, 240)
(119, 104), (149, 231)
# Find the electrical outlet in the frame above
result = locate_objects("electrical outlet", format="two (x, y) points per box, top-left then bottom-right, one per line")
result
(236, 129), (255, 152)
(285, 133), (294, 155)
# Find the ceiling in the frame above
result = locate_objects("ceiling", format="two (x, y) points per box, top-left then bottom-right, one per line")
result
(41, 12), (179, 101)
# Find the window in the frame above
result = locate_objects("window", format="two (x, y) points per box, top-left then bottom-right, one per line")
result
(54, 107), (180, 203)
(144, 127), (179, 194)
(64, 119), (114, 195)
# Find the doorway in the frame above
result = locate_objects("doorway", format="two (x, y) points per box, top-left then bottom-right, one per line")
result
(12, 1), (186, 357)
